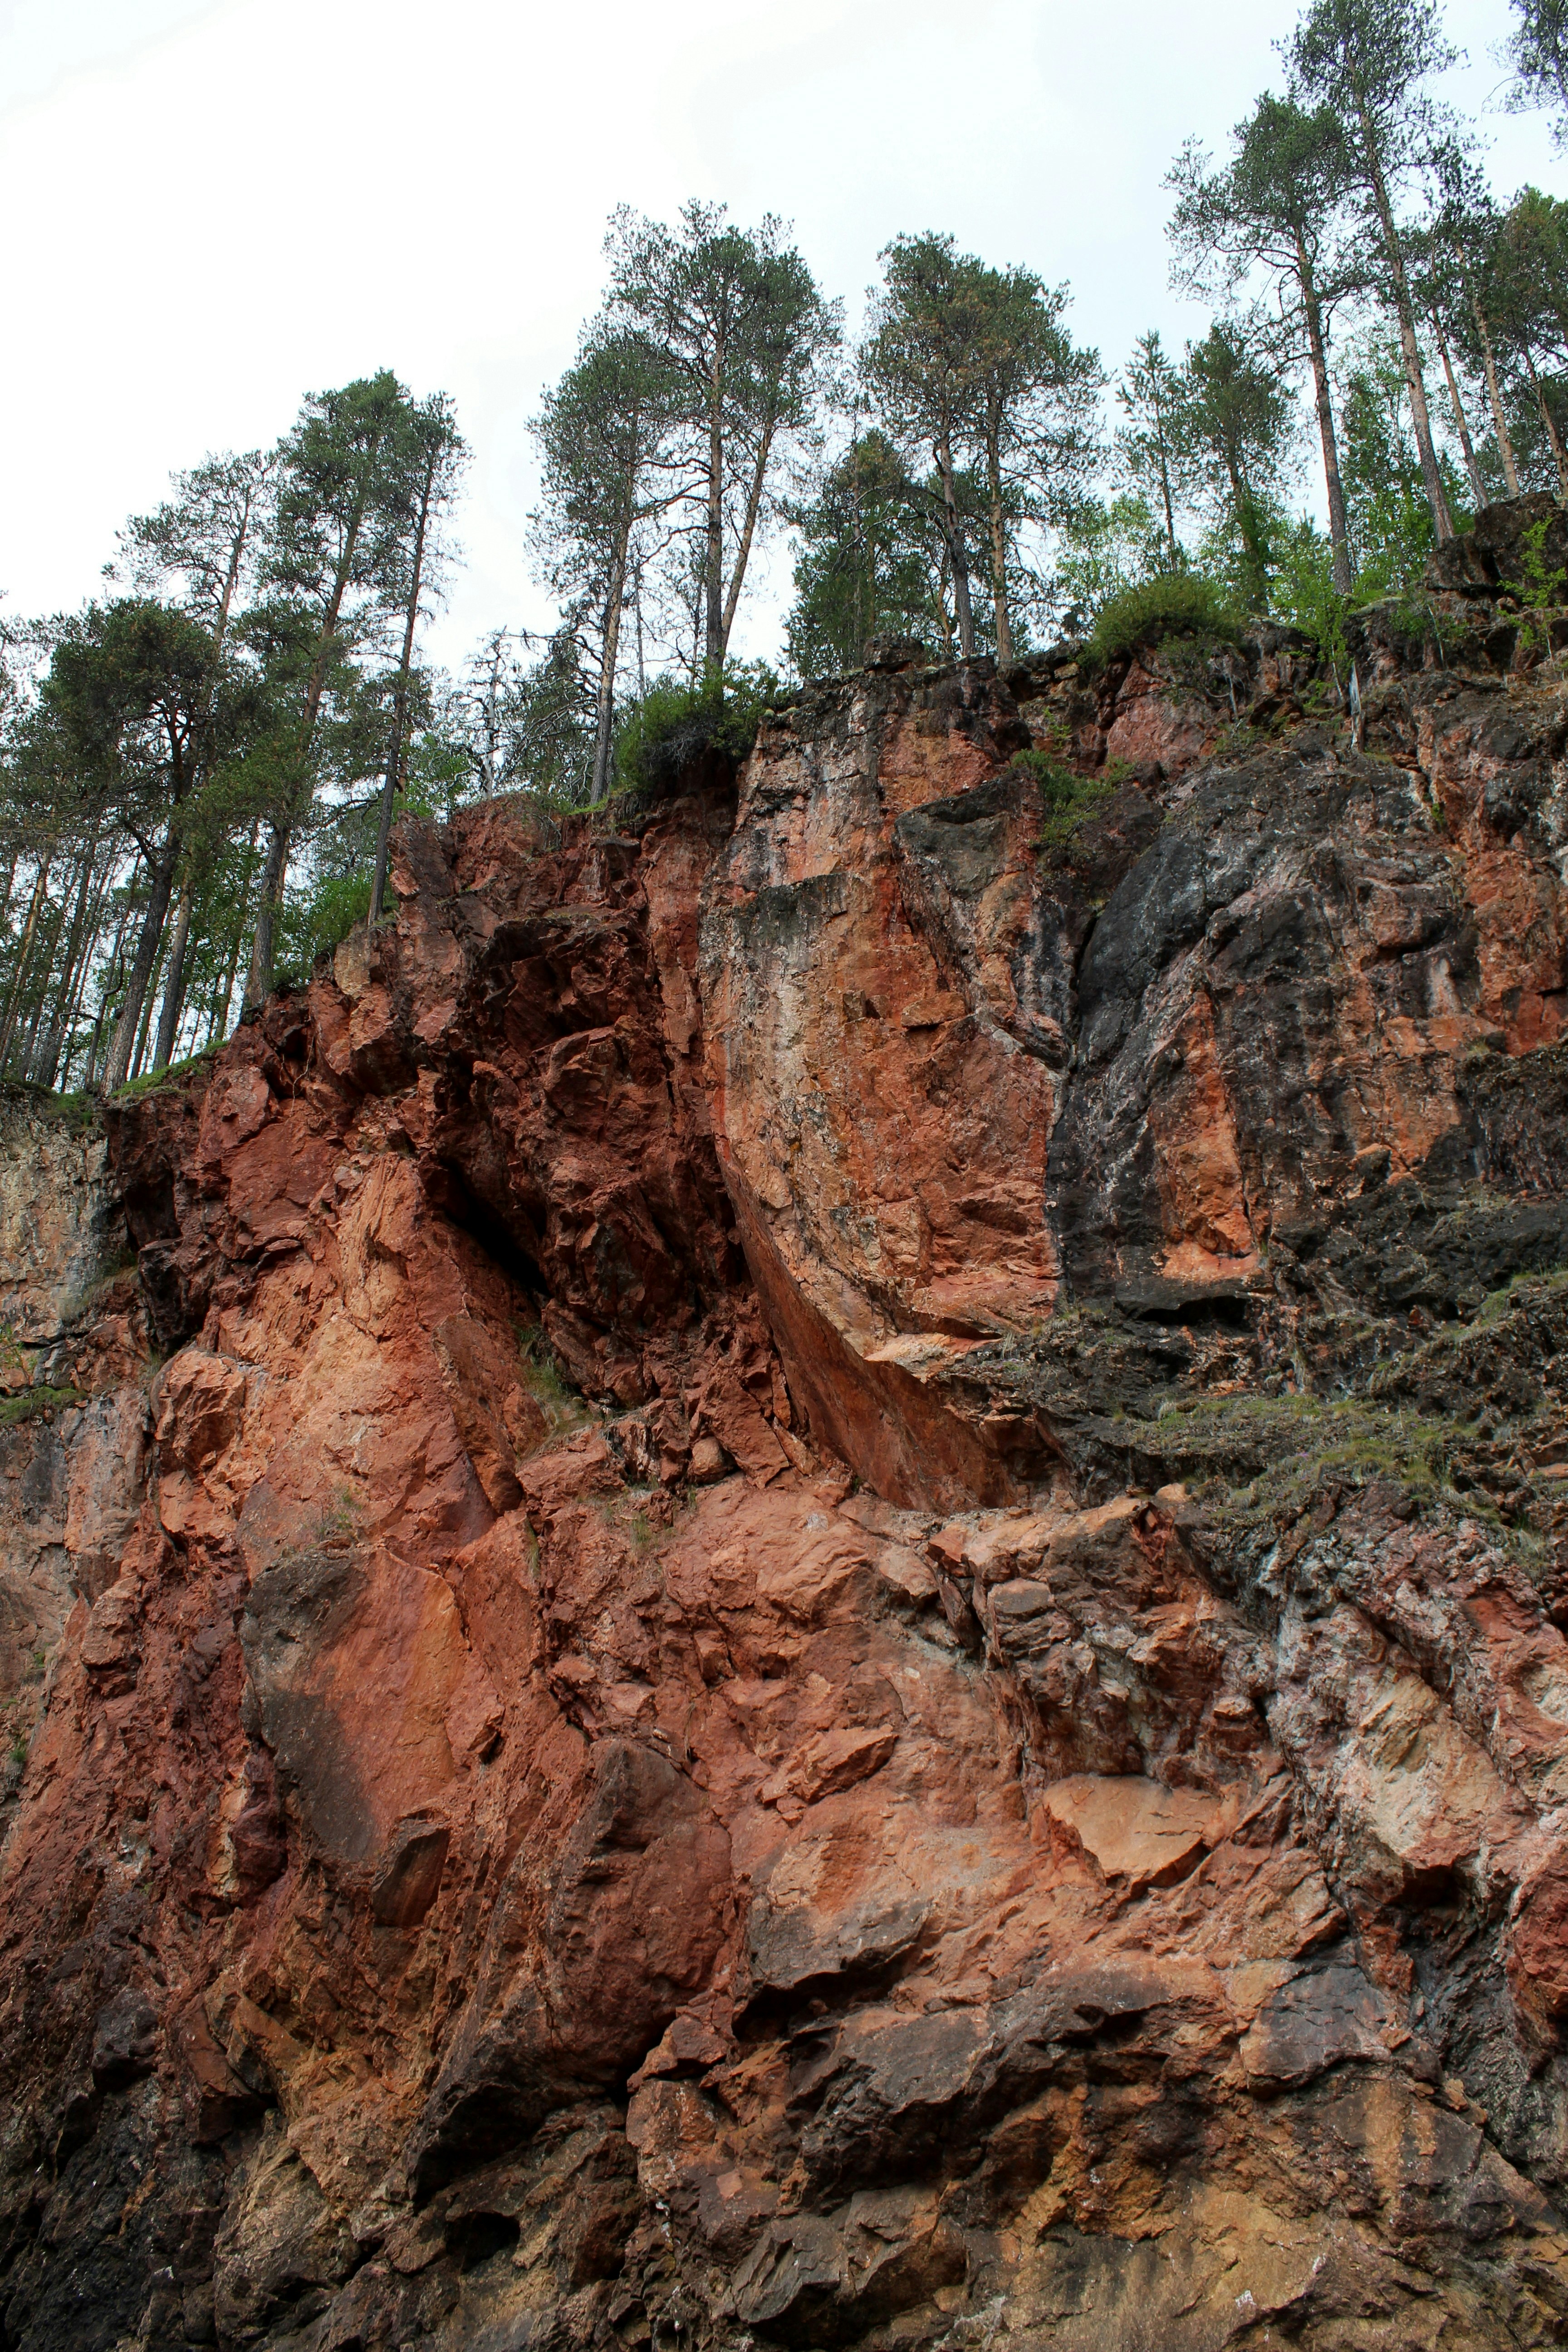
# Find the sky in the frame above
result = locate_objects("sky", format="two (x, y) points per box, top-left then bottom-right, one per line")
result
(2, 0), (1562, 674)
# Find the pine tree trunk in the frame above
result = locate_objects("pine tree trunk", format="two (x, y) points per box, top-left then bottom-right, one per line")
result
(152, 880), (193, 1071)
(1226, 453), (1267, 612)
(46, 858), (114, 1090)
(1355, 96), (1451, 539)
(935, 431), (976, 660)
(1299, 248), (1353, 593)
(1155, 388), (1180, 565)
(1433, 317), (1485, 506)
(211, 823), (260, 1048)
(17, 886), (68, 1079)
(1524, 346), (1568, 498)
(246, 423), (386, 1008)
(985, 416), (1012, 670)
(1473, 298), (1522, 496)
(720, 401), (779, 659)
(704, 350), (726, 671)
(33, 834), (101, 1086)
(242, 819), (290, 1012)
(82, 882), (137, 1091)
(592, 553), (627, 806)
(0, 859), (52, 1075)
(102, 847), (176, 1092)
(128, 924), (169, 1084)
(372, 441), (438, 922)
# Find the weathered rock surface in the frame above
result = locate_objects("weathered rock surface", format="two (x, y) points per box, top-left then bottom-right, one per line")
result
(0, 1090), (147, 1790)
(5, 500), (1568, 2347)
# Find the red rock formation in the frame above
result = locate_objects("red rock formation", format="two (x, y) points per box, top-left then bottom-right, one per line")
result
(5, 501), (1568, 2348)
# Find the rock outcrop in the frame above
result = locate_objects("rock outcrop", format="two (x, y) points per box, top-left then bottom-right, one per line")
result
(6, 499), (1568, 2349)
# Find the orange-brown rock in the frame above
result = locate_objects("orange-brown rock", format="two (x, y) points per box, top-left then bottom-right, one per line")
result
(6, 502), (1568, 2349)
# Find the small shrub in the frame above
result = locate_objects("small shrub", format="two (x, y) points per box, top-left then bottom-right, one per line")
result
(1086, 573), (1242, 667)
(1505, 515), (1568, 661)
(315, 1485), (364, 1543)
(516, 1327), (593, 1443)
(615, 661), (781, 795)
(1010, 749), (1117, 862)
(273, 869), (375, 987)
(1271, 522), (1350, 684)
(1475, 1266), (1568, 1327)
(626, 1507), (655, 1555)
(0, 1385), (83, 1427)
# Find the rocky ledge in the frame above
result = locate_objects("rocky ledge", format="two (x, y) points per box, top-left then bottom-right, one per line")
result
(6, 498), (1568, 2349)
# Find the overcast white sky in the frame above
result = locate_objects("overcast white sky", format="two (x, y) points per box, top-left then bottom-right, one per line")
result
(2, 0), (1561, 672)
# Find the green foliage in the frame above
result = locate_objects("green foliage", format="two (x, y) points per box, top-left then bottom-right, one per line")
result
(277, 868), (372, 980)
(1505, 513), (1568, 654)
(625, 1505), (656, 1554)
(1115, 332), (1190, 566)
(1501, 0), (1568, 148)
(1181, 327), (1300, 609)
(1137, 1385), (1469, 1526)
(516, 1326), (594, 1444)
(604, 201), (840, 678)
(785, 431), (941, 676)
(1475, 1263), (1568, 1325)
(1011, 749), (1117, 860)
(1086, 572), (1242, 665)
(314, 1485), (365, 1544)
(0, 1386), (83, 1427)
(615, 661), (780, 794)
(1270, 519), (1350, 676)
(108, 1046), (220, 1102)
(1051, 493), (1169, 629)
(1336, 333), (1471, 595)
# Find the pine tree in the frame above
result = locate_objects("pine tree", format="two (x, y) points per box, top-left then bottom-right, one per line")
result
(1181, 326), (1299, 608)
(36, 602), (223, 1091)
(784, 431), (943, 675)
(1288, 0), (1460, 542)
(369, 393), (466, 919)
(244, 372), (410, 1007)
(603, 204), (838, 671)
(966, 267), (1102, 666)
(1168, 95), (1358, 590)
(1116, 333), (1190, 568)
(530, 327), (679, 802)
(1499, 0), (1568, 149)
(861, 234), (991, 658)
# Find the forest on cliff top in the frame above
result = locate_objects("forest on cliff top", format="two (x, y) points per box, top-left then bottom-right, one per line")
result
(0, 0), (1565, 1101)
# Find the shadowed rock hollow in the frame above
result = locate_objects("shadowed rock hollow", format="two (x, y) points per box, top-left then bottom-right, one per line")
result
(7, 499), (1568, 2348)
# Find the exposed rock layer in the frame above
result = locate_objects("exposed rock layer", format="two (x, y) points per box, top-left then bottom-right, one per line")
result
(6, 500), (1568, 2347)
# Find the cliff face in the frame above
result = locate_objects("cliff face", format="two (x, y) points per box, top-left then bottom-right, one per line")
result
(7, 501), (1568, 2351)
